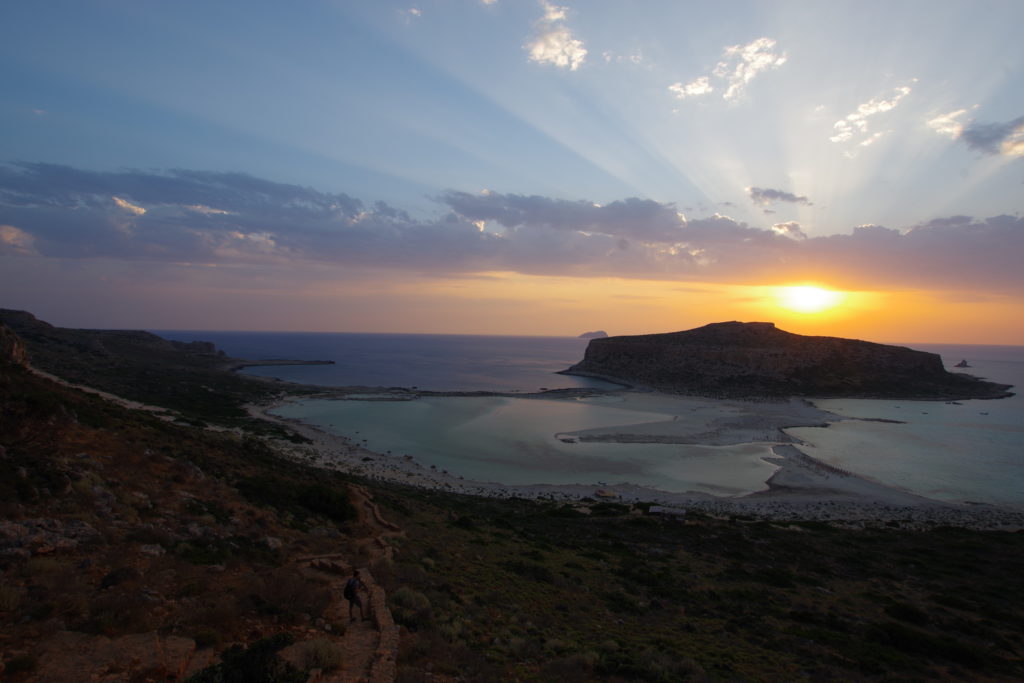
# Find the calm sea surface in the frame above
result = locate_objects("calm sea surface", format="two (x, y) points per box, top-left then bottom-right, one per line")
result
(155, 331), (1024, 505)
(154, 331), (619, 392)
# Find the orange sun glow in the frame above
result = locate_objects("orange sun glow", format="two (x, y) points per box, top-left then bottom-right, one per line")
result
(776, 286), (844, 314)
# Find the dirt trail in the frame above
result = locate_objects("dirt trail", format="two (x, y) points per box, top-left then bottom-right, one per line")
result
(290, 483), (404, 682)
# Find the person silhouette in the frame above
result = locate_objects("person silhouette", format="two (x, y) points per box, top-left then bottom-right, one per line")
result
(343, 568), (367, 622)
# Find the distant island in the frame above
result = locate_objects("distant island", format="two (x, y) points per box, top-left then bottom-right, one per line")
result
(577, 330), (608, 339)
(562, 321), (1014, 399)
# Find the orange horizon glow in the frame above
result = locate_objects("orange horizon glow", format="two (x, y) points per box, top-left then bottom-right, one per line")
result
(13, 262), (1022, 345)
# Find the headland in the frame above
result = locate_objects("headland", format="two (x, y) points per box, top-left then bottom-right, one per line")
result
(562, 321), (1014, 399)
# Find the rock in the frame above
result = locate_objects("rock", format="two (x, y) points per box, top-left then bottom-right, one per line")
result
(577, 330), (608, 339)
(264, 536), (282, 550)
(140, 544), (166, 556)
(180, 461), (205, 481)
(0, 322), (28, 366)
(563, 321), (1014, 399)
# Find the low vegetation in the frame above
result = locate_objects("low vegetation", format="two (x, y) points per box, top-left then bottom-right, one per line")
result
(368, 487), (1024, 681)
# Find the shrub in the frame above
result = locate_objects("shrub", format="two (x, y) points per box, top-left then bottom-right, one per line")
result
(501, 560), (554, 583)
(590, 502), (630, 516)
(866, 620), (983, 668)
(390, 586), (432, 630)
(0, 583), (24, 611)
(4, 654), (37, 675)
(186, 633), (306, 683)
(450, 515), (477, 530)
(193, 628), (222, 649)
(884, 601), (930, 625)
(298, 638), (344, 671)
(236, 477), (355, 524)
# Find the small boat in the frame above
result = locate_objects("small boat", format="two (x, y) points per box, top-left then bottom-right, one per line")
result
(955, 359), (970, 368)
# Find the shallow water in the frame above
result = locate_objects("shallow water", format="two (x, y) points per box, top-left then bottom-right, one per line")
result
(273, 396), (780, 496)
(790, 346), (1024, 506)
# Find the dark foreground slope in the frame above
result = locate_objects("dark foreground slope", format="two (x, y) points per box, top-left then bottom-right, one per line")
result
(564, 321), (1013, 398)
(0, 322), (374, 680)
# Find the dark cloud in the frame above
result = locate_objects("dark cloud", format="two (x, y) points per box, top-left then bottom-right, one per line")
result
(1, 163), (1021, 292)
(747, 187), (812, 210)
(959, 116), (1024, 156)
(440, 191), (687, 243)
(0, 162), (364, 219)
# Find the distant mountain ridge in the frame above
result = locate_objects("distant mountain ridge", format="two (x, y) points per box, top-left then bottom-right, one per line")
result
(562, 321), (1014, 399)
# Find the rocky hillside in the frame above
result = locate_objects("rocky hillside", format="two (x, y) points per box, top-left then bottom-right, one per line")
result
(0, 321), (400, 681)
(0, 310), (309, 435)
(563, 321), (1013, 398)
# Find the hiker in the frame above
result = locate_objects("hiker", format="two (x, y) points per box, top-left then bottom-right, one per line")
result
(343, 568), (367, 622)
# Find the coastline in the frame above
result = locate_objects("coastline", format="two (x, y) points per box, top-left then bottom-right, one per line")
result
(248, 391), (1024, 531)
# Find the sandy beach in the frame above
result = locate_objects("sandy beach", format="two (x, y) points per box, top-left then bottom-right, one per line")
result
(249, 391), (1024, 531)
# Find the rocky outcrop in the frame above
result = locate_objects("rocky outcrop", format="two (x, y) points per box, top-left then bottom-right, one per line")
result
(0, 323), (27, 366)
(563, 321), (1013, 399)
(577, 330), (609, 339)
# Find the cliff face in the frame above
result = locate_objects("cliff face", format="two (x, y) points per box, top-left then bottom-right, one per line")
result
(564, 321), (1013, 399)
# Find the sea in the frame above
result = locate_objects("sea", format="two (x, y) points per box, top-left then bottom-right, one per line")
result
(155, 331), (1024, 507)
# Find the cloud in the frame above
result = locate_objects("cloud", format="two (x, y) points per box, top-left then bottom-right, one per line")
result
(441, 190), (689, 242)
(928, 109), (1024, 158)
(747, 187), (812, 210)
(1, 163), (1022, 294)
(525, 1), (587, 71)
(602, 50), (645, 65)
(829, 84), (914, 153)
(669, 38), (786, 103)
(0, 224), (37, 255)
(668, 77), (712, 99)
(959, 116), (1024, 157)
(927, 108), (973, 139)
(112, 196), (146, 216)
(770, 222), (807, 240)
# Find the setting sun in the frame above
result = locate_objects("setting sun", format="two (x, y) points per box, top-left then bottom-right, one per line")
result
(776, 286), (844, 314)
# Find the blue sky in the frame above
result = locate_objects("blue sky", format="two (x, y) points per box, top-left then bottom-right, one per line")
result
(1, 0), (1023, 340)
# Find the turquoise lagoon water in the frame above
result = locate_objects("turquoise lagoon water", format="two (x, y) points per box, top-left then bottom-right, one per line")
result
(156, 331), (1024, 505)
(272, 396), (780, 496)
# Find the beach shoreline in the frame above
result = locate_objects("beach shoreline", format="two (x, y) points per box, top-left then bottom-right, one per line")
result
(248, 391), (1024, 531)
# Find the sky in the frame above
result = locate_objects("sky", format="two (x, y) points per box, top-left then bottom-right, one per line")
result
(1, 0), (1022, 344)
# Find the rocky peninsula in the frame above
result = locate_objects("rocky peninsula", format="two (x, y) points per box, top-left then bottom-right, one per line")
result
(562, 321), (1014, 399)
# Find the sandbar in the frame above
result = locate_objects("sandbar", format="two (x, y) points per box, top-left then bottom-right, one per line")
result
(248, 391), (1024, 530)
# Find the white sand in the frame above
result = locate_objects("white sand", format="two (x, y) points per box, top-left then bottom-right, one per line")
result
(249, 392), (1024, 530)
